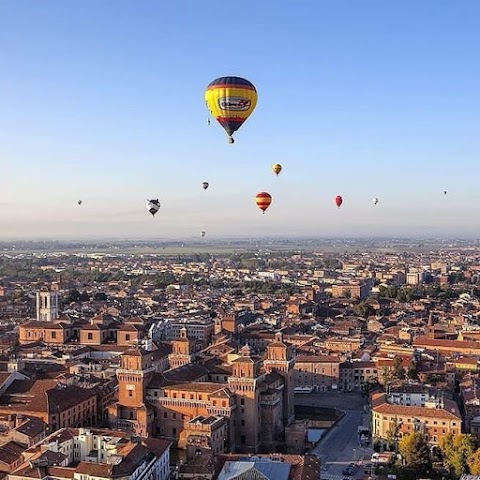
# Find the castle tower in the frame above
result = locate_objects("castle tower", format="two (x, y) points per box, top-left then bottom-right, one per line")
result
(264, 332), (296, 425)
(168, 327), (193, 369)
(36, 288), (59, 322)
(109, 347), (155, 437)
(227, 345), (262, 453)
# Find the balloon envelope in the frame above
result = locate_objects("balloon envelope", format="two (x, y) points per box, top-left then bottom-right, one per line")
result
(202, 182), (209, 190)
(201, 231), (206, 238)
(255, 192), (272, 214)
(272, 164), (282, 176)
(335, 195), (343, 208)
(373, 197), (379, 205)
(146, 199), (161, 217)
(205, 76), (257, 143)
(78, 200), (82, 205)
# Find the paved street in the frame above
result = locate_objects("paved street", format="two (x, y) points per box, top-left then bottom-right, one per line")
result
(295, 392), (372, 480)
(312, 410), (371, 480)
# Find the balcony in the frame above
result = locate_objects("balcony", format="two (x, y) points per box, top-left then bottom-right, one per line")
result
(115, 419), (140, 432)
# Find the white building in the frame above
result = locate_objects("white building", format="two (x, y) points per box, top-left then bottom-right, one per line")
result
(36, 288), (59, 322)
(8, 428), (171, 480)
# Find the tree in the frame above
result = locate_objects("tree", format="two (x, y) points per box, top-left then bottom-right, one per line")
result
(78, 291), (90, 302)
(93, 292), (107, 301)
(440, 433), (476, 477)
(407, 360), (419, 380)
(399, 431), (431, 472)
(65, 289), (81, 303)
(381, 366), (393, 385)
(468, 449), (480, 475)
(392, 356), (405, 380)
(385, 416), (401, 451)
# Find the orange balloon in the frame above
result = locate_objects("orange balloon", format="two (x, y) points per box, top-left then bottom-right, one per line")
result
(255, 192), (272, 214)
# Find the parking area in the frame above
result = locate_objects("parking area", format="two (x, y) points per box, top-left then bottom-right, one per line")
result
(294, 391), (366, 412)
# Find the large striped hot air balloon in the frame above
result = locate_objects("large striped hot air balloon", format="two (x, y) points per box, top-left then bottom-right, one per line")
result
(205, 76), (257, 144)
(255, 192), (272, 214)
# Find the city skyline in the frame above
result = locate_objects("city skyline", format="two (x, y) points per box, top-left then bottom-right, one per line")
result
(1, 0), (480, 238)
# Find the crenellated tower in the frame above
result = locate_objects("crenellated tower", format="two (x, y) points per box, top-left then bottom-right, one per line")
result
(227, 345), (262, 453)
(168, 327), (193, 369)
(264, 332), (296, 425)
(109, 347), (156, 437)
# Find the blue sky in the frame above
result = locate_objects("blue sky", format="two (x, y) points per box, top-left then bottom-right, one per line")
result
(1, 0), (480, 239)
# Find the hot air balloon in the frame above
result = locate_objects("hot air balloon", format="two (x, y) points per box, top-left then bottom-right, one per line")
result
(78, 200), (82, 206)
(444, 190), (447, 195)
(205, 76), (257, 144)
(146, 199), (161, 217)
(335, 195), (343, 208)
(272, 164), (282, 176)
(255, 192), (272, 214)
(202, 182), (209, 190)
(373, 197), (379, 205)
(201, 231), (206, 238)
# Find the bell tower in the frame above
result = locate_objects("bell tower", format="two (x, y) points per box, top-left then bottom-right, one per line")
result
(36, 287), (59, 322)
(264, 332), (295, 425)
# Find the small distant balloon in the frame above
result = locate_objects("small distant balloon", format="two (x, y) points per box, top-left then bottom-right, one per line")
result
(201, 231), (206, 238)
(272, 164), (282, 176)
(335, 195), (343, 208)
(255, 192), (272, 214)
(444, 190), (447, 195)
(373, 197), (379, 205)
(146, 199), (161, 217)
(78, 200), (82, 206)
(202, 182), (209, 190)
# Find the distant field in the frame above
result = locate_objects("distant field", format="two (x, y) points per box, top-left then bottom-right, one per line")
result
(0, 239), (476, 256)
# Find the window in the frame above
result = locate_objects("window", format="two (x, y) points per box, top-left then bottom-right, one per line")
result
(128, 390), (133, 397)
(164, 412), (167, 418)
(87, 333), (93, 340)
(240, 435), (246, 444)
(241, 420), (245, 426)
(51, 331), (57, 339)
(173, 413), (176, 419)
(126, 334), (130, 341)
(240, 399), (245, 406)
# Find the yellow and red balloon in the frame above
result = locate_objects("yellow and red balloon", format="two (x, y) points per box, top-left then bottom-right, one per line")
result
(205, 76), (257, 144)
(255, 192), (272, 214)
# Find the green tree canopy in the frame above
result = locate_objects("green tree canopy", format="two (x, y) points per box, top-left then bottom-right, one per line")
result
(468, 448), (480, 475)
(398, 431), (431, 473)
(440, 433), (477, 477)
